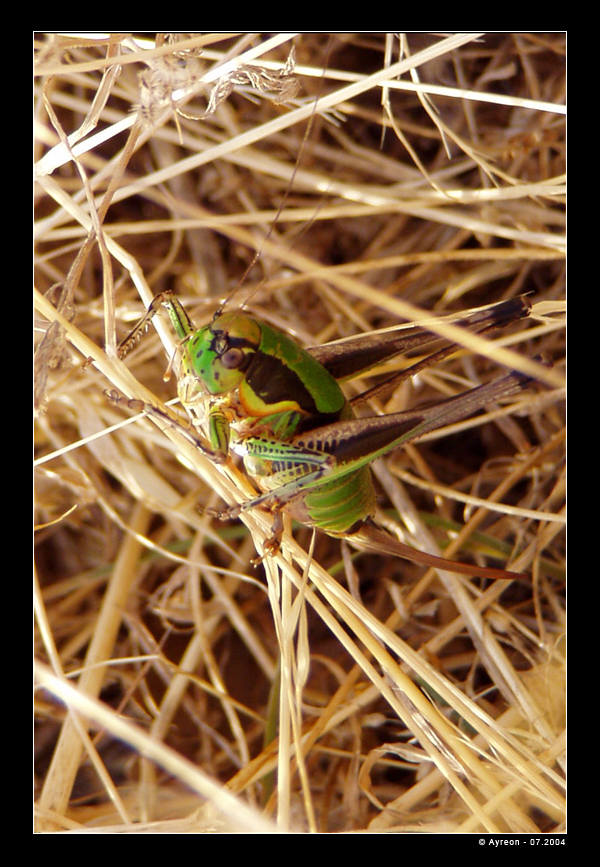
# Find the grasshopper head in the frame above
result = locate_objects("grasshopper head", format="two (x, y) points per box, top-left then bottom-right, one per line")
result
(184, 312), (262, 397)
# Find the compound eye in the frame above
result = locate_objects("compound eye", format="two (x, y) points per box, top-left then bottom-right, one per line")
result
(220, 347), (246, 370)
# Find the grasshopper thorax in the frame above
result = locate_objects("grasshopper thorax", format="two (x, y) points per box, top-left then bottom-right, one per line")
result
(183, 308), (348, 423)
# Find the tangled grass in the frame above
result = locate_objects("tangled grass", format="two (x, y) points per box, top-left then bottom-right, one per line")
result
(35, 33), (565, 834)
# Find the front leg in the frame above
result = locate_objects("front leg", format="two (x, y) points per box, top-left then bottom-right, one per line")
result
(107, 391), (230, 464)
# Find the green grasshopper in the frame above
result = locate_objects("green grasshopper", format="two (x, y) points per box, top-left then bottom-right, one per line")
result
(117, 292), (543, 580)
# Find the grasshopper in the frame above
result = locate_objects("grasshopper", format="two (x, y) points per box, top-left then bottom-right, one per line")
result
(117, 291), (545, 581)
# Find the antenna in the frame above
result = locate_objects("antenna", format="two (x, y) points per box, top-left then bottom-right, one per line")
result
(214, 39), (333, 321)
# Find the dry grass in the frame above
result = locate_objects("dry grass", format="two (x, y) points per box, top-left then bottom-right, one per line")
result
(34, 33), (565, 834)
